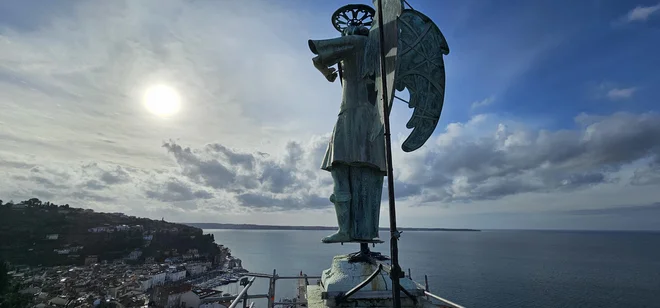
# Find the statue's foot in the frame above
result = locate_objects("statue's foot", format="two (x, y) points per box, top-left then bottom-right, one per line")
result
(322, 231), (352, 243)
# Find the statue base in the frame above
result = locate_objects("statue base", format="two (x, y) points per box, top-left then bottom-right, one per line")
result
(315, 251), (425, 308)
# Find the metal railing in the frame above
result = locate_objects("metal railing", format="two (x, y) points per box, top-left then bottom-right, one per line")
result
(424, 290), (466, 308)
(225, 267), (464, 308)
(227, 270), (322, 308)
(358, 258), (465, 308)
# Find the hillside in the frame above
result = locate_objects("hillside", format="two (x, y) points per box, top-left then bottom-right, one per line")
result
(0, 198), (221, 267)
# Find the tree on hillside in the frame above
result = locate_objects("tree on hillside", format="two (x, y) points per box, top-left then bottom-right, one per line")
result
(23, 198), (42, 208)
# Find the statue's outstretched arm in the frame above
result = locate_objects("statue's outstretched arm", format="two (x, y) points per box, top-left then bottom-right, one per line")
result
(308, 35), (367, 83)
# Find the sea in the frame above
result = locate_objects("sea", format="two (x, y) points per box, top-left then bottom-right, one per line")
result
(205, 229), (660, 308)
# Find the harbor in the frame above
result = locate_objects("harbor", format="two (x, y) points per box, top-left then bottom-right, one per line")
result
(192, 271), (245, 290)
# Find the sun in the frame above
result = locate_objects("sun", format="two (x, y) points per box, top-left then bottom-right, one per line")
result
(143, 84), (181, 117)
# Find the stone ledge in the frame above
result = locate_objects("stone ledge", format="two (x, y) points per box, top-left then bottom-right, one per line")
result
(321, 254), (419, 294)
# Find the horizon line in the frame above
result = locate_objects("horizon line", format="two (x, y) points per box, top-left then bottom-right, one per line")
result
(181, 223), (660, 232)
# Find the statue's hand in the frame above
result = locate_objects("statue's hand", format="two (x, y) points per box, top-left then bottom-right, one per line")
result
(313, 56), (338, 83)
(325, 70), (338, 83)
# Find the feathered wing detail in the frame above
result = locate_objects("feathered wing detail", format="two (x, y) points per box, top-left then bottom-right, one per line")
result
(363, 0), (403, 142)
(395, 9), (450, 152)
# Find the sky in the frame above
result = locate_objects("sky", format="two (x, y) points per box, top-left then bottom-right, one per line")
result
(0, 0), (659, 230)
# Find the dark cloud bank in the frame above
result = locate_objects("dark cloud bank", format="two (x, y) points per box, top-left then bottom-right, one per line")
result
(5, 112), (660, 212)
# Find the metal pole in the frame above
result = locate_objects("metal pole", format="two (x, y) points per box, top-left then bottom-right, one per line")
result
(424, 274), (429, 300)
(229, 277), (256, 308)
(376, 1), (402, 308)
(273, 269), (278, 308)
(360, 243), (369, 254)
(423, 291), (466, 308)
(267, 269), (277, 308)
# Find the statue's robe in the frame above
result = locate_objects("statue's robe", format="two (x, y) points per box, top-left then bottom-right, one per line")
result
(309, 35), (386, 241)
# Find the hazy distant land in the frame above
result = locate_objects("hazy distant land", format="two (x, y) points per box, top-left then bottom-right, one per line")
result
(185, 223), (480, 232)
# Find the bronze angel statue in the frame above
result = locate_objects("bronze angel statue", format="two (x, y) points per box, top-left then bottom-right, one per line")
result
(308, 0), (449, 243)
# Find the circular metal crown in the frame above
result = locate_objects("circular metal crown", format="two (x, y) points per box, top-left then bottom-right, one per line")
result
(331, 4), (375, 32)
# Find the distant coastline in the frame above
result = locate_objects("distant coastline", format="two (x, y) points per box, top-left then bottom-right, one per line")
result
(184, 223), (480, 232)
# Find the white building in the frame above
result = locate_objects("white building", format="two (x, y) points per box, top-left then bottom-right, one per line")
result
(54, 249), (70, 255)
(158, 285), (192, 308)
(48, 297), (71, 307)
(152, 272), (167, 286)
(180, 289), (224, 308)
(88, 226), (113, 233)
(46, 234), (59, 240)
(167, 270), (186, 282)
(226, 258), (242, 269)
(66, 246), (83, 253)
(140, 278), (152, 292)
(11, 203), (26, 210)
(127, 250), (142, 260)
(200, 303), (228, 308)
(115, 225), (130, 231)
(185, 263), (209, 276)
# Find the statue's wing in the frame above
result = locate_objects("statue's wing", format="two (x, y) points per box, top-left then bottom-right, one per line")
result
(363, 0), (404, 141)
(395, 9), (450, 152)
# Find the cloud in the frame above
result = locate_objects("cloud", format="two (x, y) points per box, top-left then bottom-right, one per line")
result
(71, 191), (117, 203)
(592, 82), (638, 101)
(235, 192), (328, 211)
(0, 0), (658, 228)
(0, 0), (339, 168)
(397, 112), (660, 203)
(0, 110), (659, 226)
(161, 137), (332, 210)
(624, 3), (660, 22)
(470, 96), (495, 110)
(561, 202), (660, 216)
(162, 141), (238, 190)
(148, 111), (660, 210)
(2, 162), (134, 205)
(145, 178), (213, 202)
(99, 166), (131, 185)
(630, 159), (660, 186)
(607, 87), (637, 100)
(0, 159), (36, 169)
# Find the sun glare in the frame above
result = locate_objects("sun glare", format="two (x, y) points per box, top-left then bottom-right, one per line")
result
(143, 85), (181, 117)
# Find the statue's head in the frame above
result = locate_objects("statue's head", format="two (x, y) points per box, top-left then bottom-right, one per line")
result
(342, 25), (369, 37)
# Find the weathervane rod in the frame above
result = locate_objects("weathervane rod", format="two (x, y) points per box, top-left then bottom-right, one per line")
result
(376, 0), (402, 307)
